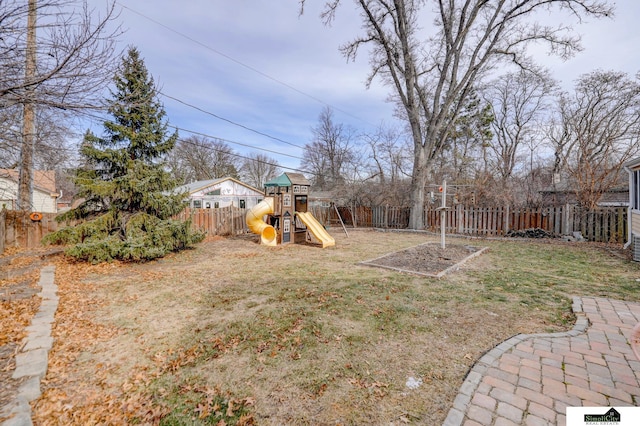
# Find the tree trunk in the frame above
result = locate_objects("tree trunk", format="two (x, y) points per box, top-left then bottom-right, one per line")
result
(409, 147), (428, 229)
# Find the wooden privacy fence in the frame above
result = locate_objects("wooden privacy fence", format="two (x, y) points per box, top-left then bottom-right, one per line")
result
(310, 204), (627, 244)
(1, 207), (253, 252)
(0, 204), (629, 253)
(309, 204), (410, 229)
(1, 210), (67, 249)
(423, 205), (627, 243)
(174, 206), (250, 237)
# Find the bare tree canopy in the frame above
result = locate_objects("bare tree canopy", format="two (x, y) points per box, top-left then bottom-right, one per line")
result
(363, 122), (411, 185)
(301, 106), (356, 191)
(0, 0), (121, 110)
(1, 0), (121, 211)
(484, 69), (556, 181)
(240, 152), (281, 189)
(359, 123), (412, 205)
(549, 70), (640, 209)
(301, 0), (613, 228)
(0, 107), (78, 168)
(167, 136), (241, 184)
(439, 90), (493, 182)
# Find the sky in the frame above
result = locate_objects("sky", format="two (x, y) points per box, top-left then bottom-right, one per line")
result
(82, 0), (640, 172)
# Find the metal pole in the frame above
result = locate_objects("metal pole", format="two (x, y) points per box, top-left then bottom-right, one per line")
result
(441, 180), (447, 249)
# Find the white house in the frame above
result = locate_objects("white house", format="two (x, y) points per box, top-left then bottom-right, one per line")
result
(0, 169), (58, 213)
(625, 157), (640, 261)
(175, 177), (264, 209)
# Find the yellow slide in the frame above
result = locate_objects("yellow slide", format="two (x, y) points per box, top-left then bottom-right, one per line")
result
(296, 211), (335, 248)
(246, 197), (277, 246)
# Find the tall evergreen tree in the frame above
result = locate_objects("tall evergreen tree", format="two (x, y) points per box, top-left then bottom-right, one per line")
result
(45, 47), (203, 262)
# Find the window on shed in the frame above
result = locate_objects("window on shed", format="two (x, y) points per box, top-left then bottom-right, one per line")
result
(193, 200), (202, 208)
(239, 199), (246, 209)
(206, 189), (221, 196)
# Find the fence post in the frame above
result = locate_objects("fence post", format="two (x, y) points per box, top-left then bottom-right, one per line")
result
(385, 204), (388, 229)
(505, 205), (510, 234)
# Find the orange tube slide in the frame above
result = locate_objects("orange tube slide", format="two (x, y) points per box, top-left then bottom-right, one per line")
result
(245, 197), (277, 246)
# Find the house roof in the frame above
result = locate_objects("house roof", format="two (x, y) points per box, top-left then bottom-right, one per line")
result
(0, 169), (57, 195)
(624, 156), (640, 170)
(174, 177), (263, 195)
(540, 185), (629, 195)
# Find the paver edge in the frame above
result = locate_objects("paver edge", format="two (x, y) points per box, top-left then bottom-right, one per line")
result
(443, 295), (588, 426)
(1, 265), (57, 426)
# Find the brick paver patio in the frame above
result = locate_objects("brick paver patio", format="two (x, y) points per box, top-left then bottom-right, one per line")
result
(445, 296), (640, 426)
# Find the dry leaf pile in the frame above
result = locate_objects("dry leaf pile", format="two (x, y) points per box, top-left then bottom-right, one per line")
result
(31, 257), (255, 425)
(32, 259), (169, 425)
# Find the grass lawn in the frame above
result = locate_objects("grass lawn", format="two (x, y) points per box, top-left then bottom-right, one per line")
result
(32, 229), (640, 425)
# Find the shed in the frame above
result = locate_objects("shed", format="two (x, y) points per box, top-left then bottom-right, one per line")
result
(625, 157), (640, 261)
(174, 177), (264, 209)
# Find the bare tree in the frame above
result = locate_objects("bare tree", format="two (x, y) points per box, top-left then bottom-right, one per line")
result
(360, 123), (412, 204)
(240, 152), (281, 189)
(301, 106), (356, 190)
(549, 70), (640, 209)
(0, 0), (120, 110)
(0, 0), (121, 210)
(484, 69), (556, 182)
(363, 123), (411, 185)
(167, 136), (240, 184)
(0, 107), (22, 167)
(435, 90), (493, 185)
(301, 0), (612, 228)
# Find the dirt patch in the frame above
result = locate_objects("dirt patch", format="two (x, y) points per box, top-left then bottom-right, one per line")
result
(361, 242), (487, 277)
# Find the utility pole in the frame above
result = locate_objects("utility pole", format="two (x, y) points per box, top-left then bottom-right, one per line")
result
(18, 0), (37, 211)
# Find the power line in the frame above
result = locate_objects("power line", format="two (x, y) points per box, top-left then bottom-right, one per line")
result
(75, 110), (314, 174)
(116, 2), (378, 128)
(75, 110), (303, 161)
(170, 125), (304, 161)
(158, 91), (305, 150)
(173, 133), (314, 176)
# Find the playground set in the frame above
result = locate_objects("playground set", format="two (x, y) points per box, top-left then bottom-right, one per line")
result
(245, 173), (335, 248)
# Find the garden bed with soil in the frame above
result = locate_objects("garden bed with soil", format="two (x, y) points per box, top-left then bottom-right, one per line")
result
(361, 242), (487, 277)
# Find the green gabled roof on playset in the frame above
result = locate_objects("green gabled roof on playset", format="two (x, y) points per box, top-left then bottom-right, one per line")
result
(264, 172), (310, 187)
(264, 174), (291, 187)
